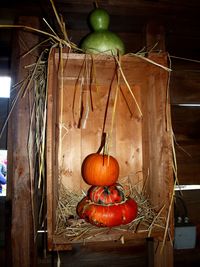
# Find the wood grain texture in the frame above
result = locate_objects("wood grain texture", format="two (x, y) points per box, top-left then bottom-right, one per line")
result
(171, 106), (200, 184)
(173, 137), (200, 185)
(171, 106), (200, 139)
(154, 240), (174, 267)
(170, 62), (200, 105)
(7, 16), (39, 267)
(56, 239), (148, 267)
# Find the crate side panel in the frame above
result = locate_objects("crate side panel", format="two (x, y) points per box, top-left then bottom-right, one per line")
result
(142, 54), (173, 215)
(46, 49), (60, 250)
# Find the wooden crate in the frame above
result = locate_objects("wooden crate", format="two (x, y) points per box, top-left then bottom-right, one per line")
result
(46, 49), (174, 250)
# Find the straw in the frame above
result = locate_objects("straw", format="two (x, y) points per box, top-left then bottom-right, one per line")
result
(55, 178), (166, 242)
(115, 56), (143, 117)
(128, 53), (172, 72)
(106, 56), (121, 156)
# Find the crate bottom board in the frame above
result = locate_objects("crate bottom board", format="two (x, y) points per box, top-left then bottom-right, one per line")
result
(49, 227), (165, 251)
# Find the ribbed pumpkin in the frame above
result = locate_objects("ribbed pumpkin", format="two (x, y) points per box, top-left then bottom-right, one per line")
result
(77, 196), (138, 227)
(88, 183), (125, 205)
(81, 153), (119, 186)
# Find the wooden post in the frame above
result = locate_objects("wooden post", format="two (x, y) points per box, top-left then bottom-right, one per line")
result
(147, 238), (154, 267)
(7, 16), (39, 267)
(146, 20), (165, 53)
(147, 239), (174, 267)
(146, 21), (173, 267)
(154, 240), (173, 267)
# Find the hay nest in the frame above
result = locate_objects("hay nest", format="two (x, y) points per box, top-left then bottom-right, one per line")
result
(55, 179), (166, 242)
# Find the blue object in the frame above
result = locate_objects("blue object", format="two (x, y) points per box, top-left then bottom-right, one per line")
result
(0, 171), (6, 194)
(174, 223), (196, 249)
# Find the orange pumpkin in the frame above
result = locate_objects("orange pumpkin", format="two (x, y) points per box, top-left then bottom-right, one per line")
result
(81, 153), (119, 186)
(77, 196), (138, 227)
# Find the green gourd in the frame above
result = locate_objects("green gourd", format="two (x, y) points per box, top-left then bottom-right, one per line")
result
(81, 8), (125, 55)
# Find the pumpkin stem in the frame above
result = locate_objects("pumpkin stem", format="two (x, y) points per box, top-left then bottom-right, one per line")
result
(104, 132), (109, 156)
(104, 186), (110, 194)
(96, 132), (107, 154)
(96, 132), (110, 166)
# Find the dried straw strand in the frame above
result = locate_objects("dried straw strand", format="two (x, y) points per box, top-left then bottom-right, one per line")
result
(128, 53), (172, 72)
(0, 24), (77, 50)
(43, 18), (59, 38)
(161, 182), (175, 253)
(107, 56), (121, 156)
(49, 0), (71, 45)
(58, 44), (64, 165)
(28, 94), (37, 241)
(0, 76), (30, 139)
(80, 55), (90, 129)
(22, 51), (45, 98)
(22, 38), (54, 58)
(115, 56), (143, 117)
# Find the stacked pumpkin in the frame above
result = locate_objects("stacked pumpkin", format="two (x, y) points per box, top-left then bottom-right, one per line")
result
(77, 153), (138, 227)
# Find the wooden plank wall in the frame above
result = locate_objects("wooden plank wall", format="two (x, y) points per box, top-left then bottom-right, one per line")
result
(170, 60), (200, 185)
(54, 239), (148, 267)
(170, 59), (200, 236)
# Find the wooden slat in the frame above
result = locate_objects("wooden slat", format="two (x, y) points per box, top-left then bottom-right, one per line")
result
(171, 106), (200, 138)
(171, 106), (200, 184)
(170, 71), (200, 104)
(166, 36), (200, 58)
(58, 239), (147, 266)
(46, 48), (57, 251)
(174, 141), (200, 185)
(55, 0), (200, 18)
(143, 53), (173, 215)
(154, 240), (174, 267)
(175, 190), (200, 223)
(146, 20), (165, 52)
